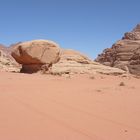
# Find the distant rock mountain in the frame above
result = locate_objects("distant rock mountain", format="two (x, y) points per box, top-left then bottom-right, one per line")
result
(96, 24), (140, 75)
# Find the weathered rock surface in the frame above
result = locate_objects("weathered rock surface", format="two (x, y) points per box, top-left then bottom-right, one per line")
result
(123, 24), (140, 40)
(10, 40), (125, 75)
(96, 24), (140, 75)
(51, 49), (125, 75)
(11, 40), (60, 73)
(0, 46), (20, 72)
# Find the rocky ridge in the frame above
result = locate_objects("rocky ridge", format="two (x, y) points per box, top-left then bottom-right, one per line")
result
(96, 24), (140, 75)
(51, 49), (125, 75)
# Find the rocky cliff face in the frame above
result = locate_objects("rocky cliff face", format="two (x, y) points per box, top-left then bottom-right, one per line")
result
(96, 24), (140, 75)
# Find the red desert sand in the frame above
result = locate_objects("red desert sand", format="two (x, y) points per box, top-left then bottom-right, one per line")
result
(0, 72), (140, 140)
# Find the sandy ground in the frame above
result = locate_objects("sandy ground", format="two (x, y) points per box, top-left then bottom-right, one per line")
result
(0, 72), (140, 140)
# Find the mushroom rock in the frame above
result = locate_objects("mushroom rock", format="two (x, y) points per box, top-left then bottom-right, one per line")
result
(11, 40), (60, 73)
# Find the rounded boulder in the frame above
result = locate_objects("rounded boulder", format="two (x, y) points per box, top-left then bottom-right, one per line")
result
(11, 40), (60, 65)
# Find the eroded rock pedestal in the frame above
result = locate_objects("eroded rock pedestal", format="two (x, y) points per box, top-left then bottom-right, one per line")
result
(96, 24), (140, 75)
(11, 40), (60, 73)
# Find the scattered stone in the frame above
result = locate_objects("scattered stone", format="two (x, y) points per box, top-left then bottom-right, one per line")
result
(124, 130), (128, 133)
(96, 89), (102, 92)
(119, 82), (125, 86)
(133, 75), (140, 79)
(89, 75), (95, 79)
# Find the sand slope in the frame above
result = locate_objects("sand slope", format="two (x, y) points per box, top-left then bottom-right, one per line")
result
(0, 72), (140, 140)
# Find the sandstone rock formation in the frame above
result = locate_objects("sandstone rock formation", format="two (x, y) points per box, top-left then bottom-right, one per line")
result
(11, 40), (60, 73)
(51, 49), (125, 75)
(0, 46), (20, 72)
(96, 24), (140, 75)
(123, 24), (140, 40)
(11, 39), (125, 75)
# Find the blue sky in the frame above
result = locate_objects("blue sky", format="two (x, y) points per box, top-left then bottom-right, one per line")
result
(0, 0), (140, 58)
